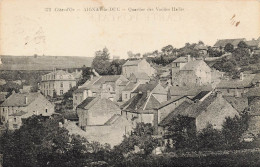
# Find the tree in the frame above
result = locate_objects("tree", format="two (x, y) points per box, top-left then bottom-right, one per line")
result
(161, 45), (174, 55)
(0, 115), (89, 167)
(109, 59), (126, 75)
(224, 43), (234, 53)
(237, 41), (248, 49)
(91, 48), (111, 75)
(222, 114), (249, 149)
(114, 123), (158, 156)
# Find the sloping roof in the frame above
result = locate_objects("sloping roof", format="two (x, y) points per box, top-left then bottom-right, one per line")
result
(173, 57), (188, 63)
(159, 101), (193, 126)
(223, 96), (248, 113)
(9, 111), (28, 117)
(132, 83), (158, 93)
(245, 39), (260, 47)
(122, 93), (161, 113)
(157, 96), (191, 109)
(118, 81), (129, 86)
(94, 75), (122, 84)
(131, 72), (150, 80)
(181, 60), (206, 71)
(77, 97), (97, 109)
(248, 97), (260, 116)
(104, 114), (121, 125)
(213, 38), (245, 48)
(122, 59), (142, 66)
(194, 44), (208, 50)
(170, 85), (213, 97)
(0, 92), (41, 107)
(244, 87), (260, 97)
(216, 74), (255, 89)
(122, 82), (138, 91)
(192, 91), (211, 101)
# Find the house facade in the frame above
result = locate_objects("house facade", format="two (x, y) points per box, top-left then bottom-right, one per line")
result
(40, 70), (77, 97)
(0, 92), (55, 130)
(172, 56), (212, 87)
(122, 59), (156, 78)
(73, 75), (128, 109)
(77, 97), (121, 129)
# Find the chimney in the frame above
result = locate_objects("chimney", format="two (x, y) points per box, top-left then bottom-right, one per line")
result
(90, 75), (93, 80)
(12, 90), (16, 94)
(216, 91), (222, 98)
(240, 72), (244, 80)
(24, 96), (28, 104)
(187, 55), (191, 62)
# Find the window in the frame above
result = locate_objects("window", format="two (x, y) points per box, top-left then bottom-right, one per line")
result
(75, 96), (77, 100)
(45, 109), (48, 113)
(60, 90), (63, 95)
(227, 89), (230, 93)
(69, 82), (72, 89)
(14, 118), (16, 122)
(125, 94), (128, 99)
(60, 82), (63, 88)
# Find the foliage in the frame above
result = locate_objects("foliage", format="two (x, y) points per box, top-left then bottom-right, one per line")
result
(0, 115), (89, 167)
(208, 46), (223, 57)
(166, 115), (197, 149)
(109, 59), (126, 75)
(114, 123), (158, 156)
(224, 43), (234, 53)
(91, 48), (111, 75)
(222, 113), (249, 149)
(237, 41), (248, 49)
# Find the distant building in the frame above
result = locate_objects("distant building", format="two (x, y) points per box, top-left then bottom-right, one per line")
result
(172, 56), (212, 87)
(129, 72), (150, 84)
(121, 82), (168, 125)
(194, 44), (208, 56)
(122, 59), (156, 78)
(245, 37), (260, 50)
(213, 38), (246, 50)
(216, 73), (255, 97)
(158, 92), (240, 136)
(73, 75), (128, 109)
(0, 92), (55, 130)
(77, 97), (121, 129)
(40, 70), (77, 97)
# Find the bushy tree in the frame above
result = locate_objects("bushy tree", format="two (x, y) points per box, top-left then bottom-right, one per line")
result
(91, 48), (111, 75)
(224, 43), (234, 53)
(238, 41), (248, 49)
(114, 123), (158, 156)
(109, 59), (126, 75)
(0, 115), (89, 167)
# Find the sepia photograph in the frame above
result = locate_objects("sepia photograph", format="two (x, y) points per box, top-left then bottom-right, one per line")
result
(0, 0), (260, 166)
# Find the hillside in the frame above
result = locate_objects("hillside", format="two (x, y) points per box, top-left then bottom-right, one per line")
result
(0, 55), (93, 70)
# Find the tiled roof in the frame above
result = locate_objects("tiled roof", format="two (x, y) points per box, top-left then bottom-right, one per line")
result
(213, 38), (245, 47)
(159, 101), (193, 127)
(216, 74), (255, 89)
(9, 111), (27, 117)
(223, 96), (248, 113)
(118, 81), (129, 86)
(170, 85), (212, 97)
(245, 39), (260, 47)
(0, 92), (41, 107)
(122, 82), (138, 91)
(94, 75), (122, 84)
(131, 72), (150, 80)
(248, 97), (260, 116)
(181, 60), (207, 71)
(122, 92), (161, 113)
(192, 91), (211, 101)
(244, 87), (260, 97)
(104, 114), (121, 125)
(77, 97), (97, 109)
(122, 59), (142, 66)
(132, 83), (158, 93)
(156, 96), (191, 109)
(173, 57), (188, 63)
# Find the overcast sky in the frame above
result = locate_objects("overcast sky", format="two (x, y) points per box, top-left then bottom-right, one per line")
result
(1, 0), (260, 58)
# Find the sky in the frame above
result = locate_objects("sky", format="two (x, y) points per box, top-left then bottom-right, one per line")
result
(0, 0), (260, 59)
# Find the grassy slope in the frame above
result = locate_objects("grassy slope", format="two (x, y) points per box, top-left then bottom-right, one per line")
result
(0, 55), (93, 70)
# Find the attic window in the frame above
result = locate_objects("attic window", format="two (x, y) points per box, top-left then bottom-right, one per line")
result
(45, 109), (48, 113)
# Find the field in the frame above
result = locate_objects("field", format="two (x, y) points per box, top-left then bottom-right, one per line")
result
(0, 55), (93, 70)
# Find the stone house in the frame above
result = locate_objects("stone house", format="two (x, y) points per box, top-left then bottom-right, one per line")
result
(158, 92), (240, 136)
(76, 96), (121, 130)
(64, 115), (134, 147)
(121, 82), (140, 102)
(121, 82), (168, 125)
(215, 73), (255, 97)
(73, 75), (128, 109)
(40, 70), (77, 97)
(172, 57), (212, 87)
(0, 92), (55, 130)
(122, 59), (156, 78)
(129, 72), (150, 84)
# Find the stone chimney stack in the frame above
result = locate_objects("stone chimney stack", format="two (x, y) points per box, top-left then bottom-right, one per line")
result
(240, 72), (244, 80)
(187, 55), (191, 62)
(216, 91), (222, 98)
(24, 96), (28, 105)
